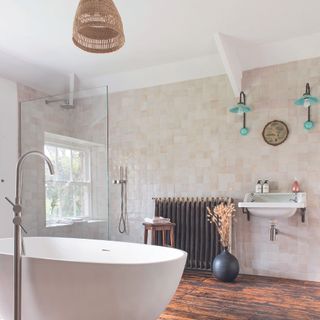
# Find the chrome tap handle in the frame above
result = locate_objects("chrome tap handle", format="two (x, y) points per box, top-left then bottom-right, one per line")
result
(5, 197), (27, 233)
(5, 197), (22, 215)
(13, 216), (27, 234)
(5, 196), (15, 207)
(5, 197), (22, 214)
(20, 225), (28, 234)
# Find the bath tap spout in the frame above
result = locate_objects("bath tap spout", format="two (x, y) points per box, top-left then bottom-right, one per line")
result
(16, 151), (54, 204)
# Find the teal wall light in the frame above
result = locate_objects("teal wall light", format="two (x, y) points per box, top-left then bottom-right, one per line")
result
(294, 83), (319, 130)
(229, 91), (251, 136)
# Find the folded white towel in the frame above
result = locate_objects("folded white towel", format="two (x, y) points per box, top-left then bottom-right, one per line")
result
(144, 217), (171, 224)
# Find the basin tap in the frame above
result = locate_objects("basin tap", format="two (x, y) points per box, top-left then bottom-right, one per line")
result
(290, 193), (298, 203)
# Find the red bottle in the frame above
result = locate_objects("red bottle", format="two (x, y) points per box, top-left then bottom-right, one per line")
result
(292, 180), (300, 193)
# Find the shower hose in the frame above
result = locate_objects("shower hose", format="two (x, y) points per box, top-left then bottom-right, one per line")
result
(118, 175), (127, 234)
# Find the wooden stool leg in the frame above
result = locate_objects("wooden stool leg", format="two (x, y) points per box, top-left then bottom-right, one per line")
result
(170, 228), (174, 247)
(162, 230), (166, 246)
(151, 229), (156, 245)
(144, 228), (148, 244)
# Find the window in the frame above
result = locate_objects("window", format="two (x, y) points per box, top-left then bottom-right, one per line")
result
(44, 135), (91, 225)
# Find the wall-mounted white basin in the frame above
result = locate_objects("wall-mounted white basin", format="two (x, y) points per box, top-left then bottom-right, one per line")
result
(238, 192), (307, 220)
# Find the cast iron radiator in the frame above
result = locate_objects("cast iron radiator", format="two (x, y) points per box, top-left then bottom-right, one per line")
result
(154, 197), (233, 270)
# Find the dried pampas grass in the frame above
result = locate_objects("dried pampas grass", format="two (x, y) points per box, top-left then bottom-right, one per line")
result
(207, 203), (235, 248)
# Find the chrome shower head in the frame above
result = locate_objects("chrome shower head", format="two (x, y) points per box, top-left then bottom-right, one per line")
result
(45, 99), (75, 109)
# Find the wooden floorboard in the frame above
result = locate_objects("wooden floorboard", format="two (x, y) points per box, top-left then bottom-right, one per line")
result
(159, 270), (320, 320)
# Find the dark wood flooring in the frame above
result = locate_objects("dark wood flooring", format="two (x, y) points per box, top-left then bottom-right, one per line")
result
(159, 270), (320, 320)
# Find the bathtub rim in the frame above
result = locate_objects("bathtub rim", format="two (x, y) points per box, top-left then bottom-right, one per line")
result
(0, 237), (188, 266)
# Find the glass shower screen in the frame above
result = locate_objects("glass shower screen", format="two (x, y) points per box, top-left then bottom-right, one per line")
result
(19, 86), (109, 239)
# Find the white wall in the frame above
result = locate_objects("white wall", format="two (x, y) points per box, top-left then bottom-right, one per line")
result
(0, 77), (18, 237)
(81, 54), (225, 94)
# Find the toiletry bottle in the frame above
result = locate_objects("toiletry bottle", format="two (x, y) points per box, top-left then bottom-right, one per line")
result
(263, 180), (269, 193)
(292, 179), (300, 193)
(255, 180), (262, 193)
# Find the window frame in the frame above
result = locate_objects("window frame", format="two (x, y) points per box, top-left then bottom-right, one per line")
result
(44, 134), (93, 225)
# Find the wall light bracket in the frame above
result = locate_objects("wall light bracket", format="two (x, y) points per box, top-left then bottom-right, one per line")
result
(294, 83), (319, 130)
(229, 91), (251, 136)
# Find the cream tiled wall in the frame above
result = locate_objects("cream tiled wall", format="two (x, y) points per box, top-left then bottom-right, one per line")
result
(109, 57), (320, 281)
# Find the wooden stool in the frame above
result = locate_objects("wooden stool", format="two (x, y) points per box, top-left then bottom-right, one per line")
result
(143, 222), (175, 247)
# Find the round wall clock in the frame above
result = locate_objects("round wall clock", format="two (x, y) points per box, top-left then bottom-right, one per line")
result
(262, 120), (289, 146)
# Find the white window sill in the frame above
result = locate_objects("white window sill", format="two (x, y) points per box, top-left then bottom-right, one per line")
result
(46, 219), (107, 228)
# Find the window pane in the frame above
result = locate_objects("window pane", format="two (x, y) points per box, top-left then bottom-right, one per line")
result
(57, 147), (71, 181)
(46, 181), (60, 220)
(73, 184), (90, 217)
(59, 182), (74, 218)
(72, 150), (86, 182)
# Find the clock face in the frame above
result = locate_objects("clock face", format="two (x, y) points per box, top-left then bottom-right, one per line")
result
(262, 120), (289, 146)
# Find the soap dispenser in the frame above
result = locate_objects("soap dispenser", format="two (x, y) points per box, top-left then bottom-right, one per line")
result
(263, 180), (269, 193)
(292, 179), (300, 193)
(255, 180), (262, 193)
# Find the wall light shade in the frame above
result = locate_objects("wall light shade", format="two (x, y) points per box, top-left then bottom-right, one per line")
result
(294, 83), (319, 107)
(294, 95), (319, 107)
(294, 83), (319, 130)
(229, 91), (251, 136)
(229, 104), (251, 114)
(73, 0), (125, 53)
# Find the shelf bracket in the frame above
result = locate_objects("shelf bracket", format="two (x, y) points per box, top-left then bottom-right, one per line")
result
(242, 208), (250, 221)
(300, 208), (306, 223)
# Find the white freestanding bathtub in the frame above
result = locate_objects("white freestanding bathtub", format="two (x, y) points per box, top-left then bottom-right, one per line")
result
(0, 237), (187, 320)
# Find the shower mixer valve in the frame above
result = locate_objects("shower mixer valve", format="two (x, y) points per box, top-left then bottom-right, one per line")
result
(113, 179), (126, 184)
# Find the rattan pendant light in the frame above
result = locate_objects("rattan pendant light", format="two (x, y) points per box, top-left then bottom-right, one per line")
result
(73, 0), (125, 53)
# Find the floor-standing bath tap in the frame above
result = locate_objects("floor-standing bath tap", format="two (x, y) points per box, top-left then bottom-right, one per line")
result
(5, 151), (54, 320)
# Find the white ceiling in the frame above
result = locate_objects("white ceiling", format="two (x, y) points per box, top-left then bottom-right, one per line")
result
(1, 0), (320, 94)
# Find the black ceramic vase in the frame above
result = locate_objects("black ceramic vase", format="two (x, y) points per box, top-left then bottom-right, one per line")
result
(212, 247), (239, 282)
